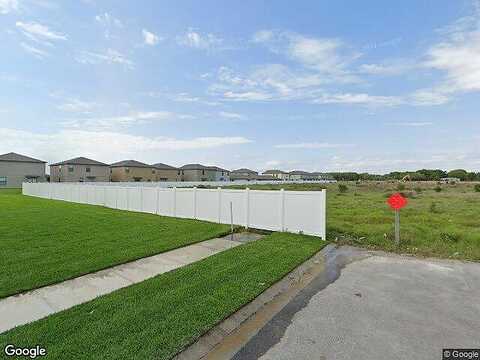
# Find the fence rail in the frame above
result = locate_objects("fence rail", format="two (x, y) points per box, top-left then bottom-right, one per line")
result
(22, 183), (326, 239)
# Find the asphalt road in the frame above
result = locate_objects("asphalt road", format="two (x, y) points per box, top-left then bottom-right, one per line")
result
(233, 247), (480, 360)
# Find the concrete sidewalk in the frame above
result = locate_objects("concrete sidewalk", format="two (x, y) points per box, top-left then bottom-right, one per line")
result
(0, 232), (262, 334)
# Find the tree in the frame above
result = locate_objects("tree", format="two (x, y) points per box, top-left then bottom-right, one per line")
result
(447, 169), (468, 181)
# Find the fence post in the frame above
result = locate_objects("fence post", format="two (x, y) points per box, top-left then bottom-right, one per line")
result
(140, 186), (144, 212)
(126, 187), (130, 210)
(217, 187), (222, 223)
(245, 188), (250, 229)
(321, 189), (326, 240)
(280, 188), (285, 231)
(156, 187), (160, 215)
(103, 186), (107, 206)
(173, 187), (177, 217)
(115, 187), (118, 209)
(193, 187), (197, 219)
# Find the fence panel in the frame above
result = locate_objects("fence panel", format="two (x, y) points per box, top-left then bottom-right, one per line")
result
(157, 189), (174, 216)
(21, 183), (326, 239)
(248, 190), (283, 231)
(142, 187), (158, 214)
(284, 190), (325, 237)
(196, 189), (219, 222)
(105, 187), (117, 208)
(175, 188), (195, 219)
(219, 190), (247, 227)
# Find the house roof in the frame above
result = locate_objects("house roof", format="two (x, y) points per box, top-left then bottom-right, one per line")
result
(180, 163), (209, 170)
(0, 152), (46, 163)
(231, 168), (257, 174)
(207, 166), (229, 172)
(289, 170), (311, 175)
(110, 160), (152, 168)
(263, 169), (287, 174)
(152, 163), (177, 170)
(51, 157), (109, 166)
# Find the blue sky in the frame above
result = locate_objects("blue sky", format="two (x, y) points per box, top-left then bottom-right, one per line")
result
(1, 0), (479, 173)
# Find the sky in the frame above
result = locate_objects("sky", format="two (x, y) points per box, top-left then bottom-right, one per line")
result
(1, 0), (480, 174)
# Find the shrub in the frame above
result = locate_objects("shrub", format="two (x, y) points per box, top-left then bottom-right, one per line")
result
(434, 186), (442, 192)
(414, 187), (422, 193)
(397, 183), (406, 191)
(338, 184), (348, 193)
(441, 232), (461, 243)
(474, 184), (480, 192)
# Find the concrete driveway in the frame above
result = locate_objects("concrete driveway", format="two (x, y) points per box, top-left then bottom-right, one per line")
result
(233, 247), (480, 360)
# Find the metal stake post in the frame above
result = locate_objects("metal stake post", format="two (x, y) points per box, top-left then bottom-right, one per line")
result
(230, 201), (234, 241)
(394, 209), (400, 246)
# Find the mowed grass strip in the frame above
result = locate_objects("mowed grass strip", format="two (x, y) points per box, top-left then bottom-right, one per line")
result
(0, 190), (230, 299)
(0, 233), (325, 360)
(224, 182), (480, 261)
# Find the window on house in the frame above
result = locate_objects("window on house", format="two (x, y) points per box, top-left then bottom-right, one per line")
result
(0, 177), (6, 186)
(125, 168), (130, 174)
(86, 167), (91, 173)
(178, 170), (181, 175)
(152, 169), (156, 174)
(202, 169), (205, 175)
(68, 166), (74, 173)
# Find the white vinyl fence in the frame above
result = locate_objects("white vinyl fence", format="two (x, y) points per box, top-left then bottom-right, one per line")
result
(22, 183), (326, 239)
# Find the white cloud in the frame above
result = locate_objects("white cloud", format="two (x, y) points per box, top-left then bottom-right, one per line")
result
(142, 29), (160, 46)
(62, 111), (186, 130)
(95, 13), (122, 28)
(177, 29), (222, 49)
(275, 142), (355, 149)
(20, 42), (49, 59)
(75, 49), (134, 69)
(358, 62), (413, 76)
(422, 4), (480, 96)
(389, 122), (433, 127)
(0, 0), (18, 14)
(0, 127), (252, 164)
(223, 91), (274, 101)
(409, 89), (450, 106)
(312, 93), (403, 107)
(16, 21), (67, 45)
(57, 99), (98, 114)
(252, 30), (359, 83)
(218, 111), (244, 120)
(252, 30), (274, 43)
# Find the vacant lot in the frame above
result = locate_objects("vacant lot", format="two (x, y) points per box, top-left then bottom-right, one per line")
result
(0, 232), (325, 360)
(225, 181), (480, 261)
(0, 190), (230, 298)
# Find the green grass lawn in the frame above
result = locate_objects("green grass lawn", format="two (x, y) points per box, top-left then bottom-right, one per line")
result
(0, 190), (230, 299)
(224, 181), (480, 261)
(0, 233), (325, 360)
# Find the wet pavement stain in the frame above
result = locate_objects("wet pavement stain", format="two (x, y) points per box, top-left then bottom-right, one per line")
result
(230, 246), (371, 360)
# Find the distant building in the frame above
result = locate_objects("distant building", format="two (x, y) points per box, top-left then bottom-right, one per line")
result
(50, 157), (110, 182)
(230, 168), (258, 181)
(179, 164), (230, 181)
(152, 163), (179, 182)
(110, 160), (155, 182)
(289, 170), (315, 180)
(262, 169), (290, 180)
(0, 152), (46, 188)
(440, 177), (461, 183)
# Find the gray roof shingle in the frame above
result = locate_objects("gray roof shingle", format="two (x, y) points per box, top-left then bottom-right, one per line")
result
(0, 152), (46, 163)
(152, 163), (177, 170)
(50, 157), (109, 166)
(110, 160), (152, 168)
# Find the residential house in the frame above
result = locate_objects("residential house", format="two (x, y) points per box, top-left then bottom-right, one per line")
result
(0, 152), (46, 188)
(262, 169), (289, 180)
(179, 164), (230, 182)
(311, 172), (335, 181)
(111, 160), (156, 182)
(152, 163), (179, 182)
(50, 157), (110, 182)
(289, 170), (315, 181)
(230, 168), (258, 181)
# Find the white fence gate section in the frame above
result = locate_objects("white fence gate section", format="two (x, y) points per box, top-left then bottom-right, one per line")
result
(22, 183), (326, 239)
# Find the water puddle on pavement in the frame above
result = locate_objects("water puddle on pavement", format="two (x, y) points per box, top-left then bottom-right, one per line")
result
(205, 246), (370, 360)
